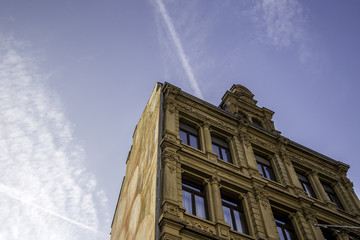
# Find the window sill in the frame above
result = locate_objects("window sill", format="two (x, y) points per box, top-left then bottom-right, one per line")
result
(230, 230), (254, 240)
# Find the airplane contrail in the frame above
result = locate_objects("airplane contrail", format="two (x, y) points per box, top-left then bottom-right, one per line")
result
(0, 183), (107, 237)
(156, 0), (204, 99)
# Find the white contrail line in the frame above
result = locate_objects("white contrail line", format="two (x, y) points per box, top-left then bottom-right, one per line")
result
(0, 183), (108, 237)
(156, 0), (204, 99)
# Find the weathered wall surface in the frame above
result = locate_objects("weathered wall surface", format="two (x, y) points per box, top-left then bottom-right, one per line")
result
(110, 84), (162, 240)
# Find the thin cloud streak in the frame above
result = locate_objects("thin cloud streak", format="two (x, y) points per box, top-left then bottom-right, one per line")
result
(0, 35), (107, 240)
(155, 0), (204, 99)
(0, 183), (107, 237)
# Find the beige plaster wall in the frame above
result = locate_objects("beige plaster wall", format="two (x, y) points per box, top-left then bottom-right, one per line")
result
(110, 84), (161, 240)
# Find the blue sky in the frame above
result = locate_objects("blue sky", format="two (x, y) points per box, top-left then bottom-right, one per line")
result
(1, 0), (360, 239)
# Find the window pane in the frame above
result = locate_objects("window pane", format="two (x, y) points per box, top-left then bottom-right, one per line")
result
(277, 226), (286, 240)
(303, 183), (316, 198)
(285, 229), (293, 240)
(212, 144), (220, 156)
(233, 210), (244, 233)
(257, 163), (264, 176)
(189, 134), (199, 149)
(182, 190), (192, 214)
(264, 165), (276, 181)
(195, 195), (206, 219)
(222, 205), (234, 229)
(179, 130), (188, 144)
(220, 148), (229, 162)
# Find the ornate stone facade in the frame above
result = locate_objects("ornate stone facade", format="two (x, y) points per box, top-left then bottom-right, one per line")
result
(111, 83), (360, 240)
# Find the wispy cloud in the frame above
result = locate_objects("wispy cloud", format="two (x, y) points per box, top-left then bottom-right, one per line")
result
(0, 35), (107, 239)
(154, 0), (204, 99)
(251, 0), (306, 48)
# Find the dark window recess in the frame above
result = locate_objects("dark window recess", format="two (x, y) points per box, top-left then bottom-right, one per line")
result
(322, 183), (344, 210)
(252, 118), (263, 127)
(182, 180), (208, 220)
(212, 135), (232, 163)
(179, 121), (200, 149)
(274, 214), (297, 240)
(222, 195), (248, 234)
(296, 172), (316, 198)
(255, 154), (277, 181)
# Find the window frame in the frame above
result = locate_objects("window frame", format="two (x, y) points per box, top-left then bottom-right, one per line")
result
(211, 134), (232, 163)
(273, 212), (297, 240)
(181, 178), (209, 220)
(255, 153), (277, 181)
(179, 120), (201, 150)
(296, 172), (316, 198)
(321, 182), (344, 210)
(221, 194), (249, 234)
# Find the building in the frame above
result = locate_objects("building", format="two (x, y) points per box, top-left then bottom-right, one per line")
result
(110, 82), (360, 240)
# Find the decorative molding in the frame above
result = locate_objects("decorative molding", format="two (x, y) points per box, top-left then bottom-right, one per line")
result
(210, 171), (221, 185)
(161, 150), (179, 173)
(302, 206), (316, 224)
(253, 186), (269, 208)
(184, 218), (215, 235)
(163, 202), (180, 217)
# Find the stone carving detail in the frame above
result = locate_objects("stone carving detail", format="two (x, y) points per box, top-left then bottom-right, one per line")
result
(164, 99), (175, 113)
(161, 150), (179, 173)
(176, 99), (236, 132)
(239, 132), (251, 147)
(163, 202), (179, 216)
(302, 206), (316, 224)
(185, 218), (215, 235)
(289, 153), (337, 178)
(253, 186), (269, 208)
(249, 135), (277, 151)
(210, 171), (221, 185)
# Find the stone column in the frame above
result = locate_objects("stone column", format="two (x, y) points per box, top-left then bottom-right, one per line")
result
(209, 173), (231, 239)
(253, 185), (278, 240)
(309, 171), (328, 202)
(203, 122), (213, 153)
(161, 150), (179, 205)
(301, 206), (323, 240)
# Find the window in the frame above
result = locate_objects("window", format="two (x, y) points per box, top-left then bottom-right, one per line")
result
(211, 135), (232, 163)
(252, 118), (263, 128)
(296, 172), (316, 198)
(274, 213), (297, 240)
(255, 154), (277, 181)
(179, 121), (200, 149)
(321, 182), (344, 210)
(182, 179), (208, 219)
(222, 195), (248, 234)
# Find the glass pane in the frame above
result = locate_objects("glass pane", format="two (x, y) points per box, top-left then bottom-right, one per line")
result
(189, 134), (199, 149)
(195, 195), (206, 219)
(182, 190), (193, 214)
(303, 183), (316, 198)
(212, 144), (220, 157)
(277, 226), (286, 240)
(179, 130), (188, 145)
(285, 229), (293, 240)
(233, 210), (244, 233)
(257, 163), (264, 176)
(264, 165), (276, 181)
(221, 148), (228, 162)
(222, 205), (234, 229)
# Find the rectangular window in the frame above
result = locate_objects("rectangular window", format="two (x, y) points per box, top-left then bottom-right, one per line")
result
(182, 179), (208, 219)
(211, 135), (232, 163)
(274, 213), (297, 240)
(179, 121), (200, 149)
(321, 182), (344, 210)
(296, 172), (316, 198)
(221, 195), (248, 234)
(255, 154), (277, 181)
